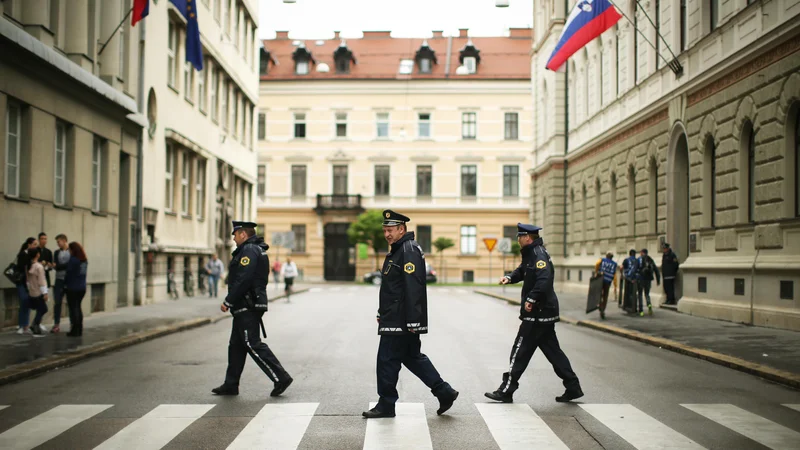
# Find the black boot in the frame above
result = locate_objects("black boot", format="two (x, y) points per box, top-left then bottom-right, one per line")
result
(434, 385), (459, 416)
(270, 377), (293, 397)
(555, 387), (584, 403)
(211, 384), (239, 395)
(484, 390), (514, 403)
(362, 406), (395, 419)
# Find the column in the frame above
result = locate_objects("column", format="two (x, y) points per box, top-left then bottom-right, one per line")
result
(64, 0), (92, 71)
(98, 0), (122, 84)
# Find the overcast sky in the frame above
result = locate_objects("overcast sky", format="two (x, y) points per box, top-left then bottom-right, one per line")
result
(257, 0), (533, 39)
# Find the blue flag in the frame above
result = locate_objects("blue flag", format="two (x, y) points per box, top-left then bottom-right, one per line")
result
(169, 0), (203, 71)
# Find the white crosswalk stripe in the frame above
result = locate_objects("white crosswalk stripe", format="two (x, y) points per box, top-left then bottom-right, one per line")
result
(439, 288), (451, 293)
(309, 287), (322, 292)
(784, 404), (800, 413)
(455, 289), (467, 294)
(94, 404), (214, 450)
(0, 404), (112, 450)
(363, 403), (432, 450)
(227, 403), (318, 450)
(580, 404), (705, 450)
(0, 406), (7, 412)
(476, 403), (568, 450)
(683, 404), (800, 450)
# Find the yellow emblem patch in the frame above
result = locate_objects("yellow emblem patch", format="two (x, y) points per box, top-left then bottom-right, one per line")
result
(404, 262), (415, 274)
(385, 212), (391, 218)
(536, 260), (546, 269)
(240, 256), (251, 266)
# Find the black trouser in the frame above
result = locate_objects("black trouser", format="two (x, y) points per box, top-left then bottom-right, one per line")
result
(29, 296), (48, 328)
(664, 278), (676, 304)
(224, 311), (290, 386)
(499, 322), (580, 395)
(637, 279), (652, 312)
(376, 333), (450, 412)
(66, 289), (85, 333)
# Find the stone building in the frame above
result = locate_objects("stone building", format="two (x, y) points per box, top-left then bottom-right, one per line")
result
(530, 0), (800, 330)
(257, 29), (533, 282)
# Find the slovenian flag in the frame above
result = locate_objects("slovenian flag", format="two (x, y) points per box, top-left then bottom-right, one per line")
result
(131, 0), (149, 27)
(546, 0), (622, 71)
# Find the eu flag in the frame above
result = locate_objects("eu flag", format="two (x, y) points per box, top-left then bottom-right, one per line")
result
(169, 0), (203, 71)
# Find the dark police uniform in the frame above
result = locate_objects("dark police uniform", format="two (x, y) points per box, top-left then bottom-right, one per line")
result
(363, 210), (459, 419)
(212, 221), (293, 397)
(485, 223), (583, 403)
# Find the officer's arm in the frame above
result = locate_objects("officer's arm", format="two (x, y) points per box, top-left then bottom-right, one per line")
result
(505, 262), (524, 284)
(402, 246), (426, 332)
(225, 246), (259, 308)
(526, 256), (553, 306)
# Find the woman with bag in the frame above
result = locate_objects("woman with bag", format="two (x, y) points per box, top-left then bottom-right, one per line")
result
(64, 242), (88, 337)
(25, 247), (49, 336)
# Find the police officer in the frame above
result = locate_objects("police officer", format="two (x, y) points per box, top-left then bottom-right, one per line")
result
(363, 210), (459, 419)
(485, 224), (584, 403)
(212, 221), (293, 397)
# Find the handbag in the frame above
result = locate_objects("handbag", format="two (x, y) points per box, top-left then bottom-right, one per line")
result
(4, 259), (24, 285)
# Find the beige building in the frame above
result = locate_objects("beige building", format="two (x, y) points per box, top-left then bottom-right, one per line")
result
(141, 0), (259, 301)
(0, 0), (145, 326)
(257, 29), (533, 283)
(530, 0), (800, 330)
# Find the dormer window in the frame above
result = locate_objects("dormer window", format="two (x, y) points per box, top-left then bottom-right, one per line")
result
(415, 40), (437, 74)
(296, 60), (309, 75)
(463, 57), (476, 74)
(333, 42), (356, 74)
(399, 59), (414, 75)
(459, 39), (481, 74)
(292, 44), (314, 75)
(259, 48), (271, 75)
(419, 58), (431, 74)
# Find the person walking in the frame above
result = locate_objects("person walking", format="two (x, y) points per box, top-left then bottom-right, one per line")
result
(64, 242), (88, 337)
(637, 249), (661, 316)
(205, 254), (225, 298)
(620, 249), (639, 313)
(661, 243), (680, 305)
(363, 210), (459, 419)
(14, 237), (38, 335)
(271, 259), (281, 290)
(212, 221), (293, 397)
(485, 223), (583, 404)
(281, 258), (298, 296)
(51, 234), (70, 333)
(26, 247), (49, 336)
(594, 252), (617, 320)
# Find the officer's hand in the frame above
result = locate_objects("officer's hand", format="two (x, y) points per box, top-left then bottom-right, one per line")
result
(524, 302), (533, 313)
(220, 303), (228, 313)
(499, 277), (509, 285)
(408, 328), (416, 333)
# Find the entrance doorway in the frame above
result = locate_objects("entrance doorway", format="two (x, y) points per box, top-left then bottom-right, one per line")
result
(324, 222), (355, 281)
(667, 122), (690, 301)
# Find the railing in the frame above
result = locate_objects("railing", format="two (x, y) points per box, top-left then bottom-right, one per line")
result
(315, 194), (364, 213)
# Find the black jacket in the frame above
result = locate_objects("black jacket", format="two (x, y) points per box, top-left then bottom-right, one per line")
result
(39, 247), (53, 287)
(661, 250), (680, 279)
(638, 255), (661, 283)
(224, 235), (270, 315)
(377, 232), (428, 335)
(15, 249), (30, 285)
(505, 238), (560, 324)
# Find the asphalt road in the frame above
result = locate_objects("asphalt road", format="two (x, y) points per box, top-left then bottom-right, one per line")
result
(1, 285), (799, 450)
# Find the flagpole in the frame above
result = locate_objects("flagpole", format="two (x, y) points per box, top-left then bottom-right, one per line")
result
(606, 0), (683, 76)
(632, 0), (684, 75)
(98, 7), (134, 57)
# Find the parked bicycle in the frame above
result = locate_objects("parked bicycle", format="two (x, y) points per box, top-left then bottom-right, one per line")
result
(184, 271), (195, 297)
(197, 271), (208, 296)
(167, 270), (179, 300)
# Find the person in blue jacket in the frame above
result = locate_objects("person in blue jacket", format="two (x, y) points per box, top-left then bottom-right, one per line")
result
(64, 241), (88, 337)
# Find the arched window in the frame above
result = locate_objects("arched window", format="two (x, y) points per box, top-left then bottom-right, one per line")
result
(595, 179), (602, 240)
(628, 166), (636, 236)
(704, 136), (716, 227)
(649, 158), (658, 234)
(610, 173), (618, 239)
(740, 121), (756, 223)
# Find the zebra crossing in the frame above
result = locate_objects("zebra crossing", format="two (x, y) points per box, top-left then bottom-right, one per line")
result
(0, 402), (798, 449)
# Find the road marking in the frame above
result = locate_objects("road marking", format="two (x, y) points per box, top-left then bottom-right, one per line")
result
(581, 404), (705, 450)
(94, 404), (214, 450)
(476, 403), (568, 450)
(363, 403), (432, 450)
(683, 404), (800, 450)
(0, 404), (112, 450)
(331, 287), (342, 291)
(438, 288), (450, 293)
(455, 289), (467, 294)
(227, 403), (318, 450)
(783, 404), (800, 413)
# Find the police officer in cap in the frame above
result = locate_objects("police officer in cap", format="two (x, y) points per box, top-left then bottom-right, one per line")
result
(363, 210), (459, 418)
(212, 221), (293, 397)
(485, 223), (584, 403)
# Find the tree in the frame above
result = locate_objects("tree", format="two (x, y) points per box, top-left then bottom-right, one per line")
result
(432, 237), (455, 282)
(510, 241), (521, 256)
(347, 210), (386, 270)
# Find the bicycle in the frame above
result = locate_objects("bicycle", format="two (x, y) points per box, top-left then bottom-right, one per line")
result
(167, 270), (180, 300)
(184, 271), (195, 298)
(197, 271), (208, 296)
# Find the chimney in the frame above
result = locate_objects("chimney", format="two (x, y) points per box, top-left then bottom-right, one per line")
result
(334, 31), (340, 39)
(276, 31), (289, 40)
(432, 30), (443, 38)
(509, 28), (532, 39)
(459, 28), (468, 38)
(363, 31), (392, 39)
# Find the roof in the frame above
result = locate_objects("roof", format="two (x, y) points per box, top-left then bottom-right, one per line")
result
(260, 30), (532, 81)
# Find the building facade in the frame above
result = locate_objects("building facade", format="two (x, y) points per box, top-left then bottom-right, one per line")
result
(0, 0), (145, 326)
(141, 0), (259, 301)
(258, 29), (533, 283)
(531, 0), (800, 330)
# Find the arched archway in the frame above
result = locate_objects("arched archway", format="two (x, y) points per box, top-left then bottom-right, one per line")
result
(667, 121), (690, 263)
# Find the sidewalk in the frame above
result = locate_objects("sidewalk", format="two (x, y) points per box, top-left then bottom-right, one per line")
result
(0, 284), (315, 386)
(475, 286), (800, 389)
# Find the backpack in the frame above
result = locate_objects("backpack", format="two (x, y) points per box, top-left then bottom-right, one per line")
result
(639, 257), (653, 279)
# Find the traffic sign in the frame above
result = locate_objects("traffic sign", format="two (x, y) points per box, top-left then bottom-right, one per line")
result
(497, 238), (512, 254)
(483, 238), (498, 252)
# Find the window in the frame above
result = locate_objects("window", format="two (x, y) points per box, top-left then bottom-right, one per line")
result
(464, 56), (477, 74)
(210, 68), (218, 121)
(460, 225), (477, 254)
(417, 165), (432, 197)
(184, 62), (194, 102)
(418, 113), (431, 138)
(167, 22), (177, 87)
(462, 270), (474, 282)
(747, 125), (756, 222)
(294, 113), (306, 138)
(680, 0), (687, 52)
(5, 102), (21, 198)
(376, 113), (389, 138)
(165, 145), (174, 211)
(197, 62), (206, 111)
(233, 6), (239, 49)
(259, 49), (269, 75)
(335, 57), (350, 74)
(291, 165), (306, 197)
(257, 164), (266, 197)
(503, 165), (519, 197)
(91, 137), (103, 212)
(419, 58), (431, 74)
(181, 152), (190, 214)
(232, 92), (239, 137)
(292, 224), (306, 253)
(54, 122), (67, 206)
(462, 112), (476, 139)
(333, 165), (348, 195)
(417, 225), (432, 253)
(705, 137), (716, 227)
(258, 113), (266, 140)
(709, 0), (718, 33)
(399, 59), (414, 74)
(503, 225), (516, 242)
(295, 60), (309, 75)
(335, 112), (347, 138)
(504, 112), (519, 140)
(223, 0), (229, 34)
(196, 159), (205, 219)
(221, 79), (228, 131)
(374, 165), (390, 196)
(461, 165), (477, 197)
(214, 0), (221, 23)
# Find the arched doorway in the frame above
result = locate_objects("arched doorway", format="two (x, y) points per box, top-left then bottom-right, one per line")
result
(667, 122), (690, 301)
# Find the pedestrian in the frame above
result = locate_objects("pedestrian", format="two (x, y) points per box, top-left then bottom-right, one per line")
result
(51, 234), (70, 333)
(363, 210), (459, 419)
(14, 237), (38, 335)
(637, 249), (661, 316)
(205, 253), (225, 298)
(620, 249), (639, 312)
(281, 257), (298, 296)
(271, 259), (281, 289)
(594, 252), (617, 320)
(485, 223), (584, 404)
(64, 241), (88, 337)
(661, 243), (680, 305)
(38, 232), (54, 290)
(212, 221), (293, 397)
(25, 247), (49, 336)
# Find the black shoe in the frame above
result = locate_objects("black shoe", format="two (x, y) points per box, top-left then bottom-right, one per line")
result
(555, 388), (584, 403)
(270, 377), (293, 397)
(211, 384), (239, 396)
(484, 390), (513, 403)
(362, 407), (395, 419)
(436, 387), (459, 416)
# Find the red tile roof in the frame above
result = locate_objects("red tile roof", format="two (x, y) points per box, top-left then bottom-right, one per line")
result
(260, 30), (532, 81)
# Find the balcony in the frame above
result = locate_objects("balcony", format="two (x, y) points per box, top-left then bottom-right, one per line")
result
(314, 194), (365, 215)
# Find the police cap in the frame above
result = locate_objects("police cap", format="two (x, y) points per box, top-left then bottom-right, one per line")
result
(516, 223), (542, 236)
(382, 210), (410, 227)
(232, 221), (258, 235)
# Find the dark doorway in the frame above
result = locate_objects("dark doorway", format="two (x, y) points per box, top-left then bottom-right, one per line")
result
(324, 222), (355, 281)
(117, 152), (131, 308)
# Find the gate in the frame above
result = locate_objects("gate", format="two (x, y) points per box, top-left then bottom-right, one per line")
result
(324, 223), (355, 281)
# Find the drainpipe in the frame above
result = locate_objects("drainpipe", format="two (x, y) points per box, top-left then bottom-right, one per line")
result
(749, 248), (760, 325)
(133, 20), (146, 306)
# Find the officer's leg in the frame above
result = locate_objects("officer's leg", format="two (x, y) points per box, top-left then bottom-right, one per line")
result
(499, 322), (538, 395)
(241, 313), (290, 383)
(376, 335), (403, 412)
(400, 334), (449, 395)
(224, 318), (247, 386)
(538, 325), (581, 390)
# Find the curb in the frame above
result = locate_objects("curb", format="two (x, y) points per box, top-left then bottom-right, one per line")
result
(473, 290), (800, 390)
(0, 288), (310, 387)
